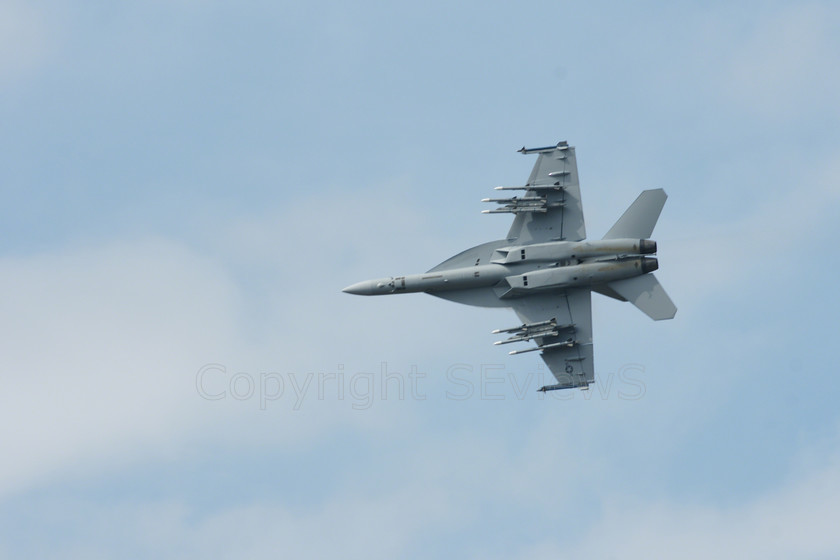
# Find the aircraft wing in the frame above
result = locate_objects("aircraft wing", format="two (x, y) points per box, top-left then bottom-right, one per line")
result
(503, 142), (586, 244)
(499, 289), (594, 390)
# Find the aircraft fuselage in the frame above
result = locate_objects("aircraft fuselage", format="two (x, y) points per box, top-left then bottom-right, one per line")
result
(343, 238), (657, 298)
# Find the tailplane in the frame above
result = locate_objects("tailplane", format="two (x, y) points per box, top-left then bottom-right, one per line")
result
(606, 273), (677, 320)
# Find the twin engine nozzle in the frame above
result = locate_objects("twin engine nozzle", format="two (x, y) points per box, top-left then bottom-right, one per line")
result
(637, 240), (658, 273)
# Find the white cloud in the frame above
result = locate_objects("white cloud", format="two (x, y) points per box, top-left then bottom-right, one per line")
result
(4, 485), (460, 559)
(6, 410), (840, 559)
(541, 441), (840, 560)
(0, 238), (244, 496)
(0, 185), (473, 500)
(0, 1), (51, 83)
(0, 407), (611, 558)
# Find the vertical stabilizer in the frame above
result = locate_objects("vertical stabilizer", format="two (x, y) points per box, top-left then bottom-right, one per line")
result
(603, 189), (667, 239)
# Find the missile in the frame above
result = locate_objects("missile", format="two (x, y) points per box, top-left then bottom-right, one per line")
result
(518, 143), (568, 155)
(481, 196), (545, 203)
(481, 207), (549, 214)
(492, 319), (556, 334)
(494, 184), (566, 191)
(508, 339), (575, 355)
(494, 329), (559, 345)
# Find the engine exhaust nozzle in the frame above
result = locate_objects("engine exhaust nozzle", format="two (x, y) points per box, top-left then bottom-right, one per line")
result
(639, 239), (657, 254)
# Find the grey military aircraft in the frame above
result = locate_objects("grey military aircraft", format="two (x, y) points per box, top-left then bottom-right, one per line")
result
(343, 141), (676, 392)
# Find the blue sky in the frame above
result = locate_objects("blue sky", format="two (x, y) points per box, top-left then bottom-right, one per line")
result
(2, 1), (840, 557)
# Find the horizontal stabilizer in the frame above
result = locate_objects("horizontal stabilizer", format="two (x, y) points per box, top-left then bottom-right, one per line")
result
(592, 284), (627, 302)
(607, 273), (676, 320)
(603, 189), (667, 240)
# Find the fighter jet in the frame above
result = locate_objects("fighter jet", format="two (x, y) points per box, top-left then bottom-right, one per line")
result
(343, 141), (676, 392)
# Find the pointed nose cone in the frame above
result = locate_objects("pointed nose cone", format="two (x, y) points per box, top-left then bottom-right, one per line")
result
(342, 280), (374, 295)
